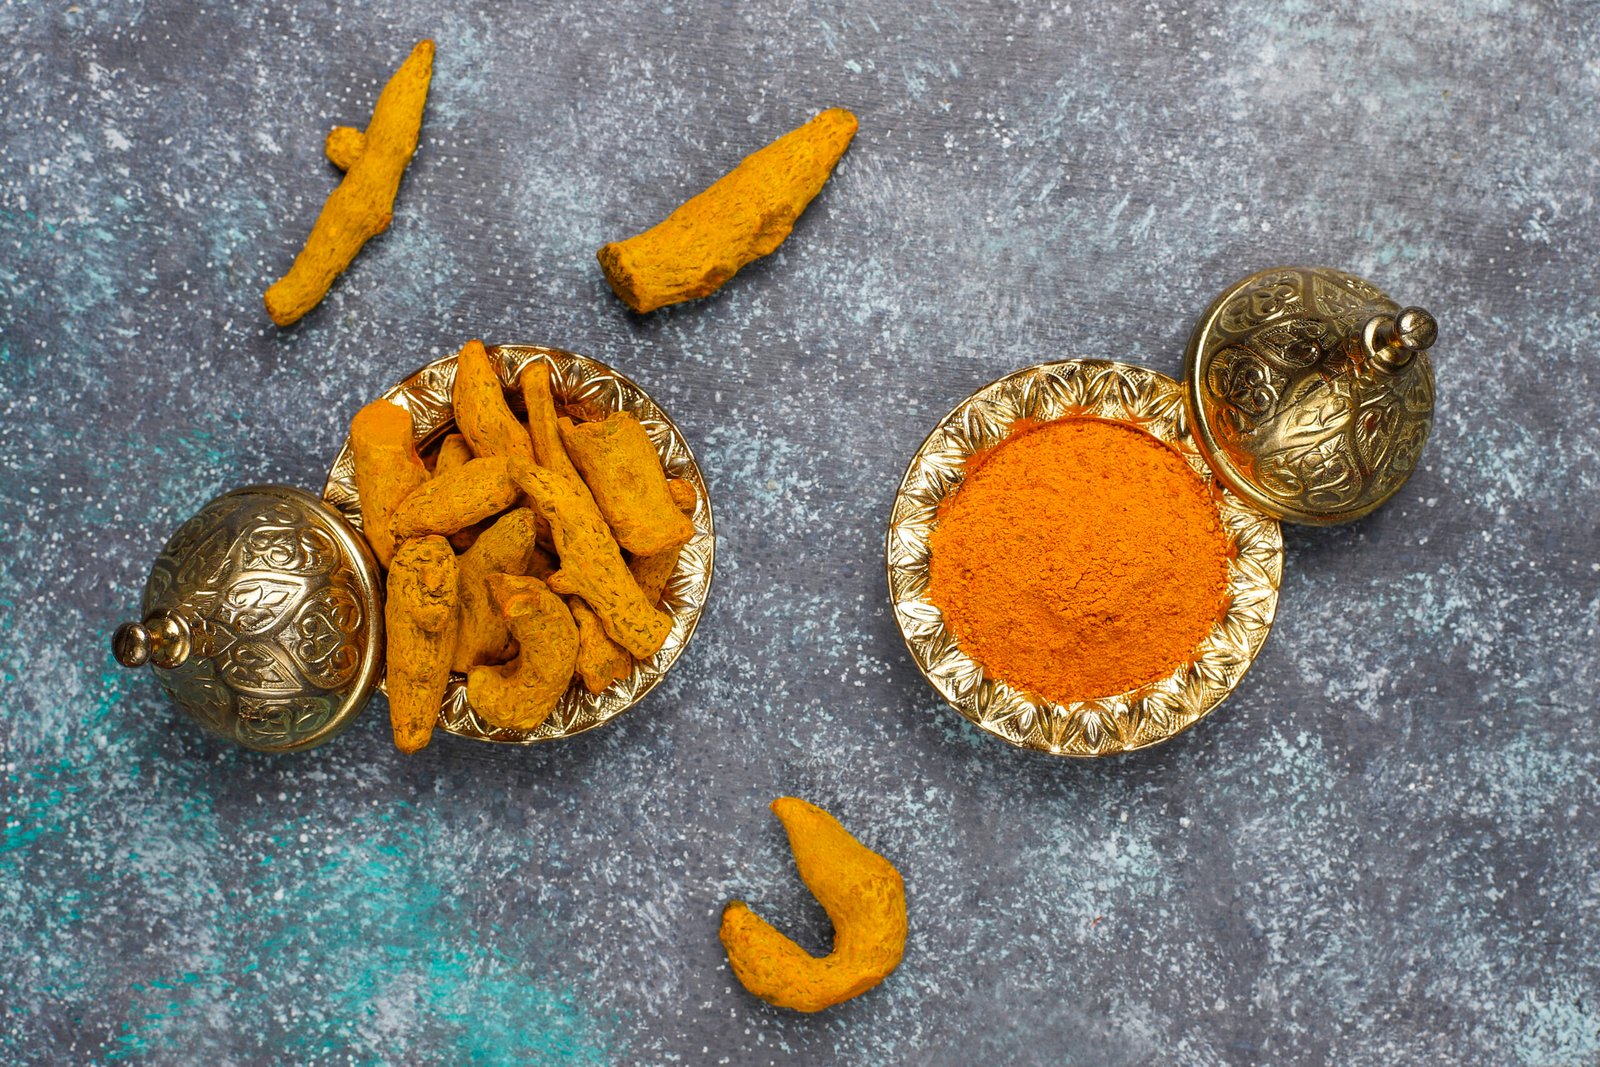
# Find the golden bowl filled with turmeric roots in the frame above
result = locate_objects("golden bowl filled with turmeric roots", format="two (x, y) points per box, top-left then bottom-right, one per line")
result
(887, 359), (1284, 757)
(324, 343), (714, 747)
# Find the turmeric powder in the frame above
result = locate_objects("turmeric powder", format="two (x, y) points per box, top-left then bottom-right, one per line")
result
(928, 417), (1231, 703)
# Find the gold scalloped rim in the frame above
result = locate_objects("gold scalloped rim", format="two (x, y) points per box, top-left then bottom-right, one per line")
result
(323, 345), (715, 745)
(886, 359), (1283, 757)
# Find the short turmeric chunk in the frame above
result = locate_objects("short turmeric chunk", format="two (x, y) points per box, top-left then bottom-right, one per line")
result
(264, 39), (434, 327)
(390, 457), (519, 538)
(560, 412), (693, 557)
(350, 399), (428, 569)
(596, 108), (858, 313)
(570, 598), (633, 694)
(452, 509), (543, 674)
(467, 574), (578, 731)
(385, 536), (458, 754)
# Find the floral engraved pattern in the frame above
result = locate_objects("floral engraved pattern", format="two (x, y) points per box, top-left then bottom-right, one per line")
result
(323, 345), (716, 746)
(143, 487), (376, 752)
(886, 359), (1284, 757)
(1196, 267), (1435, 522)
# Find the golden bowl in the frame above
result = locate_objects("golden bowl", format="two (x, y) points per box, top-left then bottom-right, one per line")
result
(886, 359), (1283, 757)
(324, 344), (715, 744)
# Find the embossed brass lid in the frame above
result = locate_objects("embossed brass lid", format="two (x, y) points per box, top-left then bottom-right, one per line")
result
(1185, 266), (1438, 525)
(112, 485), (383, 753)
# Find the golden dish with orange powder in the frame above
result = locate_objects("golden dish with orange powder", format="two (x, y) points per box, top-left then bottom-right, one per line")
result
(927, 417), (1232, 705)
(886, 359), (1284, 757)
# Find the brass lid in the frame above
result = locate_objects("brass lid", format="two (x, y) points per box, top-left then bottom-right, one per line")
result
(112, 485), (382, 753)
(1184, 266), (1438, 525)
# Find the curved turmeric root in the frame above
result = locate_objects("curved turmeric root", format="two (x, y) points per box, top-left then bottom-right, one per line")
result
(720, 797), (906, 1013)
(264, 39), (433, 327)
(597, 108), (858, 313)
(466, 574), (577, 731)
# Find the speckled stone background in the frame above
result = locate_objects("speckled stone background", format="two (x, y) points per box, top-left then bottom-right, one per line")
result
(3, 1), (1598, 1063)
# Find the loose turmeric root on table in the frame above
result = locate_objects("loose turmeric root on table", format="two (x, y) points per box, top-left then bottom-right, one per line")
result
(384, 535), (459, 753)
(389, 456), (520, 538)
(720, 797), (907, 1013)
(452, 508), (544, 674)
(514, 464), (672, 660)
(596, 108), (858, 313)
(350, 399), (428, 568)
(560, 412), (694, 557)
(467, 574), (578, 731)
(454, 339), (535, 463)
(264, 39), (434, 327)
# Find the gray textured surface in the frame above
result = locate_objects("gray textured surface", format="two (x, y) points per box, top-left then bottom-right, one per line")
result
(3, 2), (1599, 1064)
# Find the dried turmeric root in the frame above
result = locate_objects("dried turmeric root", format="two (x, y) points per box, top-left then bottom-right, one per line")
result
(519, 362), (586, 491)
(596, 108), (858, 313)
(720, 797), (906, 1013)
(433, 432), (473, 477)
(667, 478), (698, 515)
(629, 544), (681, 605)
(570, 598), (633, 694)
(513, 464), (672, 659)
(384, 535), (458, 753)
(467, 574), (578, 731)
(452, 509), (543, 674)
(560, 412), (694, 556)
(454, 339), (535, 463)
(390, 456), (519, 538)
(324, 125), (366, 171)
(350, 399), (428, 568)
(264, 39), (434, 327)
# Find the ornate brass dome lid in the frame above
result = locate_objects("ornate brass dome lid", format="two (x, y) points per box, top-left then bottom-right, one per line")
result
(112, 485), (382, 753)
(1184, 266), (1438, 525)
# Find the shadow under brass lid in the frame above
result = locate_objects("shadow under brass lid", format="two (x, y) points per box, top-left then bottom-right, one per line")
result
(1185, 266), (1438, 525)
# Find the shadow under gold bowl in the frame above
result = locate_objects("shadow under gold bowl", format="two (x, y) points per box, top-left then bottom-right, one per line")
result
(323, 344), (715, 745)
(886, 359), (1284, 757)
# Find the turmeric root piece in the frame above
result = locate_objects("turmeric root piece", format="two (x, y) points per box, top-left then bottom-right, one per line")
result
(513, 464), (672, 659)
(596, 108), (858, 313)
(570, 598), (633, 694)
(452, 509), (543, 674)
(325, 125), (366, 171)
(434, 432), (473, 476)
(454, 339), (534, 462)
(384, 536), (458, 753)
(390, 457), (519, 538)
(559, 412), (694, 557)
(629, 545), (681, 606)
(720, 797), (906, 1013)
(519, 362), (585, 490)
(467, 574), (578, 731)
(667, 477), (698, 514)
(350, 399), (428, 568)
(264, 39), (434, 327)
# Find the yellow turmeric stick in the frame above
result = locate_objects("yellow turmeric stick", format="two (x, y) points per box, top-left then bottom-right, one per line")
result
(596, 107), (858, 313)
(467, 574), (578, 731)
(390, 457), (519, 538)
(519, 362), (586, 490)
(667, 478), (698, 515)
(720, 797), (907, 1012)
(349, 399), (428, 569)
(629, 544), (681, 606)
(560, 412), (694, 557)
(570, 598), (633, 694)
(384, 535), (458, 754)
(513, 464), (672, 659)
(454, 339), (535, 463)
(324, 125), (366, 171)
(452, 509), (543, 674)
(433, 432), (473, 476)
(264, 39), (434, 327)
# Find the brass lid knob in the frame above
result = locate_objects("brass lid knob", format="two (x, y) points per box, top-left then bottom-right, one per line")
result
(1185, 266), (1439, 525)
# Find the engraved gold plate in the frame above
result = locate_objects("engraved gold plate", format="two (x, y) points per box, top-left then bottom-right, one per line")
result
(323, 345), (715, 745)
(886, 360), (1284, 757)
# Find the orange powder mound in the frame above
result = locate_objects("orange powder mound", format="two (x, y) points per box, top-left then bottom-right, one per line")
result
(927, 417), (1232, 703)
